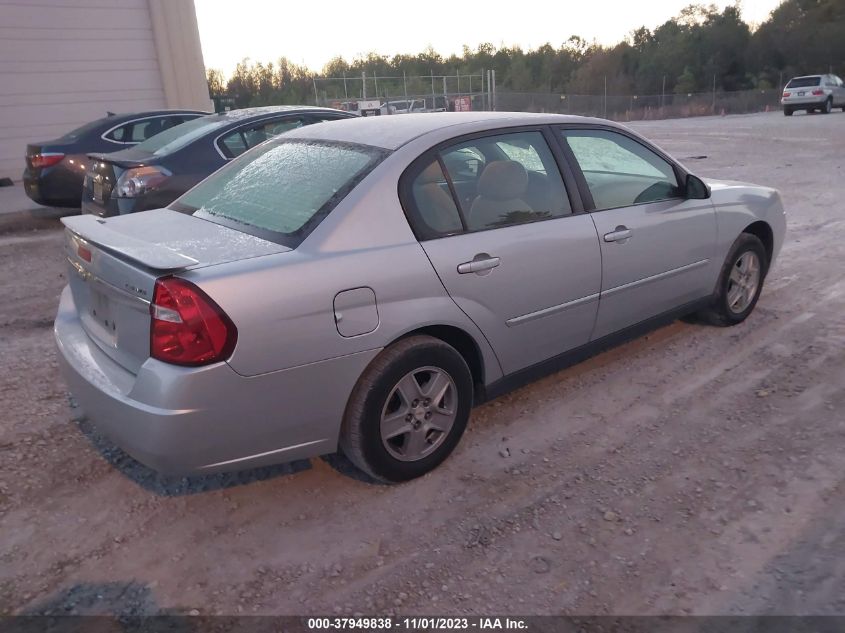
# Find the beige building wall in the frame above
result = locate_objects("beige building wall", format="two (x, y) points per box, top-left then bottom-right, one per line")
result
(0, 0), (212, 181)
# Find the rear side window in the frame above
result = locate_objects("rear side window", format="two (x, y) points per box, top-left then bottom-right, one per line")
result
(217, 116), (309, 159)
(561, 129), (680, 209)
(404, 131), (572, 238)
(786, 76), (821, 88)
(409, 160), (464, 236)
(172, 139), (388, 247)
(136, 115), (228, 156)
(104, 116), (182, 143)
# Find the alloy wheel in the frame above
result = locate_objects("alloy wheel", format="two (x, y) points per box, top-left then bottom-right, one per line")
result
(726, 251), (761, 314)
(380, 366), (458, 462)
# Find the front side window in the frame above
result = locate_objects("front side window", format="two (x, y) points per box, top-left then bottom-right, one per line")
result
(561, 129), (681, 209)
(172, 139), (387, 248)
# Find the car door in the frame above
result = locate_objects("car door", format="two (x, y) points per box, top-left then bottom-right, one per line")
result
(402, 129), (602, 375)
(557, 127), (717, 340)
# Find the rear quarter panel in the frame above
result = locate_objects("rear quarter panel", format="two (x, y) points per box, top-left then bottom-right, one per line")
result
(185, 155), (504, 384)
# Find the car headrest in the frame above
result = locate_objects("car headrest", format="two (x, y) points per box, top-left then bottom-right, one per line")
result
(417, 161), (444, 185)
(477, 160), (528, 200)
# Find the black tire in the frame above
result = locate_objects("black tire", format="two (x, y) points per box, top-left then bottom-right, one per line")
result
(783, 107), (793, 116)
(340, 335), (473, 483)
(698, 233), (769, 326)
(822, 98), (833, 114)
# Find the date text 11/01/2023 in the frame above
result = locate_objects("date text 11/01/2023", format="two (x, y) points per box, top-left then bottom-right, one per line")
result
(306, 617), (529, 630)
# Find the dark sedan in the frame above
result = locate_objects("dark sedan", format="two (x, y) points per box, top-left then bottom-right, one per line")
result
(23, 110), (207, 207)
(81, 106), (354, 217)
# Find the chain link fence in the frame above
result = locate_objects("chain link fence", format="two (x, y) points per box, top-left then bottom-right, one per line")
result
(495, 88), (783, 120)
(312, 70), (783, 120)
(313, 73), (488, 112)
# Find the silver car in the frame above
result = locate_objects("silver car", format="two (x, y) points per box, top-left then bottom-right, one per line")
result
(781, 74), (845, 115)
(54, 113), (787, 482)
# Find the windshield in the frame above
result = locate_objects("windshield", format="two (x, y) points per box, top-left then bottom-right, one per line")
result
(786, 76), (821, 88)
(134, 115), (229, 155)
(171, 139), (389, 248)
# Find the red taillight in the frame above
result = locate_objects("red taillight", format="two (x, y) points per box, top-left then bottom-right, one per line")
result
(77, 244), (92, 262)
(782, 92), (791, 98)
(812, 89), (824, 96)
(29, 153), (64, 169)
(150, 277), (237, 367)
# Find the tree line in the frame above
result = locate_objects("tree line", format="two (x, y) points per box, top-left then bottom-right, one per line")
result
(206, 0), (845, 108)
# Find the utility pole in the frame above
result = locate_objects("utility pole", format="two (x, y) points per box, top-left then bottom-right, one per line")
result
(312, 77), (319, 106)
(403, 71), (408, 102)
(431, 70), (435, 110)
(362, 71), (366, 99)
(661, 75), (666, 111)
(456, 69), (461, 103)
(712, 74), (716, 113)
(343, 72), (348, 100)
(603, 75), (607, 118)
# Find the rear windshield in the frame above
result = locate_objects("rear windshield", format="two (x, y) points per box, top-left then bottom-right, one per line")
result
(171, 139), (388, 248)
(134, 115), (228, 155)
(58, 116), (114, 141)
(786, 76), (821, 88)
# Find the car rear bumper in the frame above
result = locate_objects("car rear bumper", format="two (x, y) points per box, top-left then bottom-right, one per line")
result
(54, 285), (379, 474)
(23, 164), (85, 207)
(781, 96), (827, 107)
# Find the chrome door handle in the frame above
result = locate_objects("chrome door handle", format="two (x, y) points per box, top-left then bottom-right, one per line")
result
(457, 256), (501, 274)
(603, 226), (633, 242)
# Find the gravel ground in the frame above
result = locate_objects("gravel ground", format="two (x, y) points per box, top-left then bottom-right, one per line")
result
(1, 111), (844, 617)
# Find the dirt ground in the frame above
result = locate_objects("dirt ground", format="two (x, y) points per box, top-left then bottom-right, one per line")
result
(1, 111), (844, 617)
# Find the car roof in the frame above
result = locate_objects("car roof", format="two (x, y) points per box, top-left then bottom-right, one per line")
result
(283, 112), (612, 150)
(202, 105), (345, 124)
(99, 109), (209, 122)
(789, 75), (823, 80)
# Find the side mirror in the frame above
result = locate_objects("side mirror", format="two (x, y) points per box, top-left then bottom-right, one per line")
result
(685, 173), (710, 200)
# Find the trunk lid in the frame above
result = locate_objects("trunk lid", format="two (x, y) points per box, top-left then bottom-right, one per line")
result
(26, 141), (73, 170)
(62, 209), (290, 373)
(84, 149), (156, 209)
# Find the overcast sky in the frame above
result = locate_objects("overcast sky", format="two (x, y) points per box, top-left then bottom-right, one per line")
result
(195, 0), (783, 76)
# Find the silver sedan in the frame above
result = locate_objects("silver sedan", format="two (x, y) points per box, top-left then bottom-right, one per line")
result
(55, 113), (787, 482)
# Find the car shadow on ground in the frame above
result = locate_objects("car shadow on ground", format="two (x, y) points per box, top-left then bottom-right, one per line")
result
(20, 581), (160, 617)
(75, 417), (313, 497)
(16, 582), (301, 630)
(319, 452), (385, 485)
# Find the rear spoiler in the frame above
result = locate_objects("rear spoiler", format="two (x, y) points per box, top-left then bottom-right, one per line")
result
(62, 214), (197, 271)
(87, 151), (153, 169)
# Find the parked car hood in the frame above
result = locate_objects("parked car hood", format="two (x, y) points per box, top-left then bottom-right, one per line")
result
(703, 177), (772, 191)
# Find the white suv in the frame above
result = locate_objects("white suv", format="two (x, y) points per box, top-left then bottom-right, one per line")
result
(781, 74), (845, 116)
